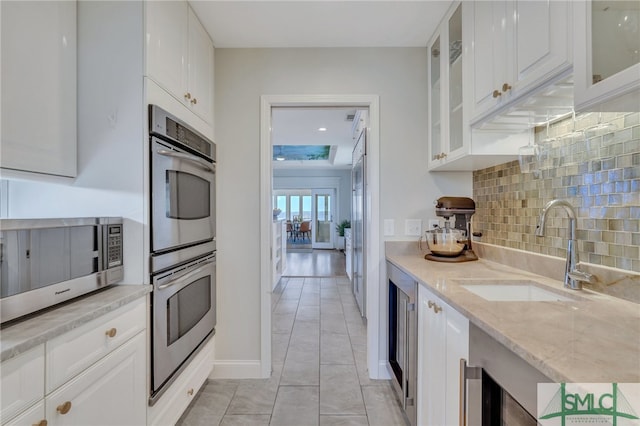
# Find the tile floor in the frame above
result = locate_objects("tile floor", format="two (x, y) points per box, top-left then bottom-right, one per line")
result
(177, 274), (407, 426)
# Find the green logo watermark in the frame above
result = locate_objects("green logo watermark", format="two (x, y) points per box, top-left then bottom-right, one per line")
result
(538, 383), (640, 425)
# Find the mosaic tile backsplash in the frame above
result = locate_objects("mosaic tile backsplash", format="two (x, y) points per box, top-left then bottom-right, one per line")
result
(472, 112), (640, 273)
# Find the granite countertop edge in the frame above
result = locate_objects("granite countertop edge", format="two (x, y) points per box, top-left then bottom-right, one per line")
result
(385, 241), (640, 384)
(1, 284), (152, 362)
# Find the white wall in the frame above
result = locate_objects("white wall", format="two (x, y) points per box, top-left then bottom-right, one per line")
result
(214, 48), (471, 369)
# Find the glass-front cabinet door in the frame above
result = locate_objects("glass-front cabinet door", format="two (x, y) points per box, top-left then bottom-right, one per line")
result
(575, 0), (640, 111)
(427, 2), (469, 170)
(428, 35), (442, 168)
(447, 4), (464, 157)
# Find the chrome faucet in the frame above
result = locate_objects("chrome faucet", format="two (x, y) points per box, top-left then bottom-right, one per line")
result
(535, 199), (595, 290)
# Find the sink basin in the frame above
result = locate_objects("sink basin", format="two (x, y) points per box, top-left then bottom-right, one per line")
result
(460, 282), (574, 302)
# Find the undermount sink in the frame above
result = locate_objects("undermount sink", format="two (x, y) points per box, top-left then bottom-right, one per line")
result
(460, 282), (575, 302)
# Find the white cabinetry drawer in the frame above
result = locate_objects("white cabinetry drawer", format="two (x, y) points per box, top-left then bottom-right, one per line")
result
(45, 333), (146, 426)
(46, 297), (146, 392)
(3, 400), (45, 426)
(148, 336), (214, 426)
(0, 345), (44, 424)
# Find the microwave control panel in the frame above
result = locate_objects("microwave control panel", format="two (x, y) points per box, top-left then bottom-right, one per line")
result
(106, 224), (123, 268)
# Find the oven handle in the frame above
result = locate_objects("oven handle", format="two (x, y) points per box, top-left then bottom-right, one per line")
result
(157, 260), (215, 291)
(157, 149), (215, 173)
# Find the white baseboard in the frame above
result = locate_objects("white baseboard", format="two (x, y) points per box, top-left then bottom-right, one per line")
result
(376, 361), (392, 380)
(210, 360), (263, 379)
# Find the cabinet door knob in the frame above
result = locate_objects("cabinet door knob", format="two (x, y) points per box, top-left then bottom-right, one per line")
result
(502, 83), (512, 92)
(191, 98), (198, 105)
(441, 152), (447, 159)
(187, 388), (194, 396)
(32, 420), (47, 426)
(57, 401), (72, 415)
(184, 92), (192, 100)
(492, 89), (502, 98)
(105, 328), (117, 338)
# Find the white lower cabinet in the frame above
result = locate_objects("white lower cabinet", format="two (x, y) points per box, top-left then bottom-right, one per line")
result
(45, 333), (146, 426)
(147, 335), (215, 426)
(4, 400), (46, 426)
(418, 285), (469, 426)
(0, 345), (45, 424)
(0, 296), (147, 426)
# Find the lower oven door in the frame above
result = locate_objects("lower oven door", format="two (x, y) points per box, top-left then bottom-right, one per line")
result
(152, 252), (216, 396)
(151, 137), (215, 253)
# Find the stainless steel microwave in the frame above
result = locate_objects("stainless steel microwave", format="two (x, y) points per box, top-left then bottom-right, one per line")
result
(0, 217), (124, 323)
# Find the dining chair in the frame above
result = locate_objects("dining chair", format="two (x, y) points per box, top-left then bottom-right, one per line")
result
(298, 221), (311, 242)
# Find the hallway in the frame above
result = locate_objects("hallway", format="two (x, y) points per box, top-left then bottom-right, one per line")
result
(177, 263), (407, 425)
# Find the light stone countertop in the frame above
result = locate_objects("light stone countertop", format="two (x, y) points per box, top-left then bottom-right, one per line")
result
(385, 241), (640, 384)
(0, 284), (152, 362)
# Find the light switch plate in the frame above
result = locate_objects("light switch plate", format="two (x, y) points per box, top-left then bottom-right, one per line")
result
(405, 219), (422, 236)
(384, 219), (395, 236)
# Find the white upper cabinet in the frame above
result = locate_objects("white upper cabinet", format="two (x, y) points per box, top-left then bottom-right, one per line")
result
(146, 0), (189, 105)
(574, 1), (640, 111)
(469, 0), (572, 124)
(187, 7), (214, 122)
(428, 3), (470, 168)
(0, 1), (77, 177)
(146, 0), (214, 124)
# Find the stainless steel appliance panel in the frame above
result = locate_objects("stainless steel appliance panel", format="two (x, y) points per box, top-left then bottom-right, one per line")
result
(351, 129), (366, 318)
(151, 138), (215, 254)
(387, 262), (417, 426)
(0, 217), (123, 323)
(151, 252), (216, 401)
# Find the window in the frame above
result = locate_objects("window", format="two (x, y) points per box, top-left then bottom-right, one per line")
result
(273, 191), (313, 221)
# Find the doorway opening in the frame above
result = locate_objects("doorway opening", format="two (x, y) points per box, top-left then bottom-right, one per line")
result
(259, 94), (381, 382)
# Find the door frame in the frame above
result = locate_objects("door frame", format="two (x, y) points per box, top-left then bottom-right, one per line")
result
(259, 94), (381, 379)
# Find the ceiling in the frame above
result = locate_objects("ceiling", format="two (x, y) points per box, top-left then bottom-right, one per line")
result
(189, 1), (453, 48)
(188, 1), (453, 170)
(271, 107), (358, 169)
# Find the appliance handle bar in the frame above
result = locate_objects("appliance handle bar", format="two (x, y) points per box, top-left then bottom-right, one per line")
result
(157, 149), (215, 173)
(460, 358), (482, 426)
(460, 358), (467, 426)
(403, 298), (409, 409)
(157, 260), (215, 290)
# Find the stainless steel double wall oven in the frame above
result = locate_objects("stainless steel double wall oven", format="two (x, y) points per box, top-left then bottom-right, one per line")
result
(149, 105), (217, 404)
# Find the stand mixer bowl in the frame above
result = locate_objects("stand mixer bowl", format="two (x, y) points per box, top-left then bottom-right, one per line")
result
(425, 228), (466, 257)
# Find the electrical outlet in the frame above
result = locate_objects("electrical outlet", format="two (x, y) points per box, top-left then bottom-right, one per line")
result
(405, 219), (422, 236)
(428, 219), (440, 229)
(384, 219), (395, 236)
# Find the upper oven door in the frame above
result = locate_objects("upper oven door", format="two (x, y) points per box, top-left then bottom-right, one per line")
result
(151, 137), (215, 254)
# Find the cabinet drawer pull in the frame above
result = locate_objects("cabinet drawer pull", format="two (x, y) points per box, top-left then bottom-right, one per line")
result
(184, 92), (192, 100)
(105, 328), (117, 338)
(32, 420), (47, 426)
(187, 388), (194, 396)
(191, 98), (198, 105)
(428, 300), (443, 313)
(492, 89), (502, 98)
(57, 401), (72, 415)
(502, 83), (512, 92)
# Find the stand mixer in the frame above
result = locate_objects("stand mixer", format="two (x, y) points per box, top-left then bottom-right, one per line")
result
(424, 196), (478, 262)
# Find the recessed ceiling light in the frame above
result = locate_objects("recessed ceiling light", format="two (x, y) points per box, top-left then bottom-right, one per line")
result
(275, 156), (285, 161)
(318, 127), (327, 132)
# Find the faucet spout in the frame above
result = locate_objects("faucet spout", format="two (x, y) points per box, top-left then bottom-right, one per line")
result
(535, 199), (584, 290)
